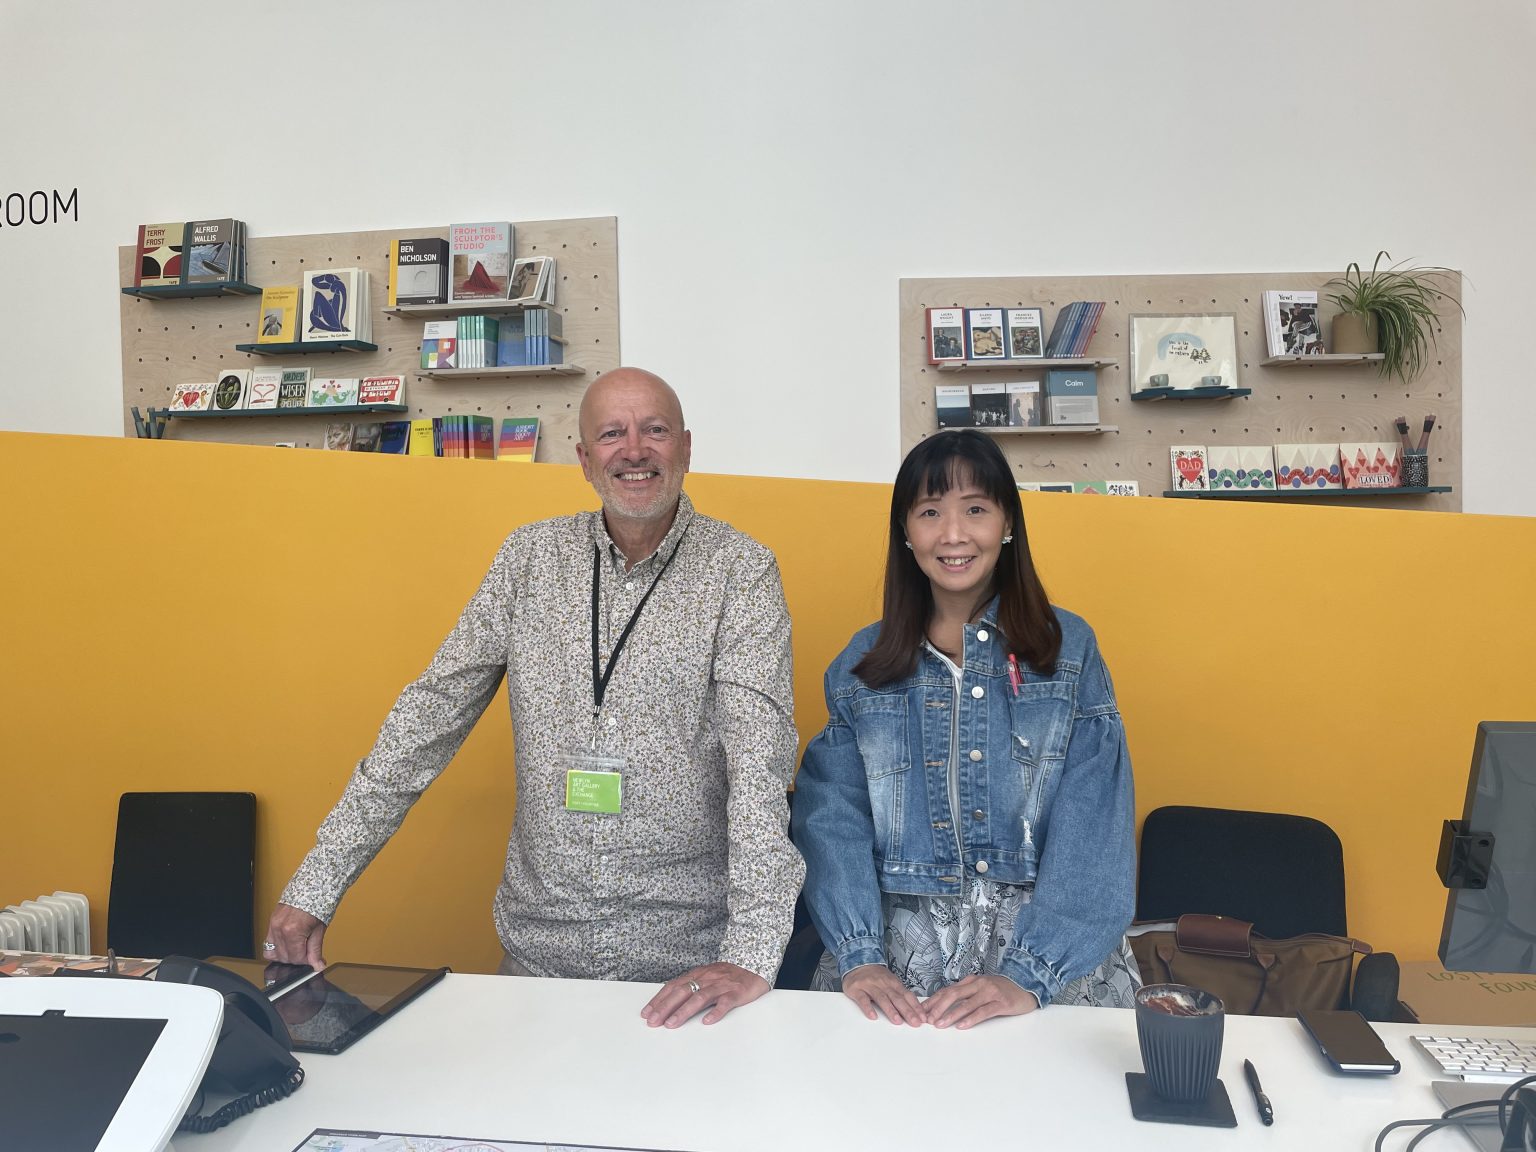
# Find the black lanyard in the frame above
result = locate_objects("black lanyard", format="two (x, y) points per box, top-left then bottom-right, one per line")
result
(590, 529), (686, 715)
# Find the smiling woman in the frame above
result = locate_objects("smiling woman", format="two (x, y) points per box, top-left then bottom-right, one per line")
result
(792, 430), (1141, 1030)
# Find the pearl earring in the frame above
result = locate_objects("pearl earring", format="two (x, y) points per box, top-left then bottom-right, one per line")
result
(904, 540), (913, 550)
(1002, 535), (1014, 544)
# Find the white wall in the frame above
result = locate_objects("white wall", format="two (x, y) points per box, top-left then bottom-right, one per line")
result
(3, 0), (1532, 513)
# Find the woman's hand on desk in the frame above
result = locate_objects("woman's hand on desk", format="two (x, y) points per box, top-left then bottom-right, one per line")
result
(265, 904), (327, 969)
(841, 964), (926, 1026)
(641, 963), (770, 1028)
(926, 973), (1038, 1030)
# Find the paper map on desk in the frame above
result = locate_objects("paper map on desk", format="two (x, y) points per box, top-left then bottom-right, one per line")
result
(293, 1131), (691, 1152)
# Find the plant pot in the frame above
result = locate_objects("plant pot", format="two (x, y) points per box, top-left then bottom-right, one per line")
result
(1331, 312), (1378, 355)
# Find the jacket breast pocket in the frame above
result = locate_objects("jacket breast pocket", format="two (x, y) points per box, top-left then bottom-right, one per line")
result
(847, 693), (912, 857)
(1007, 682), (1073, 768)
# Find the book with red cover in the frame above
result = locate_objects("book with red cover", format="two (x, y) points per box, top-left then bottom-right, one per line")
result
(134, 222), (183, 287)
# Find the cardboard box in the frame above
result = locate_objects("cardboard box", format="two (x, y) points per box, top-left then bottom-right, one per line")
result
(1398, 961), (1536, 1026)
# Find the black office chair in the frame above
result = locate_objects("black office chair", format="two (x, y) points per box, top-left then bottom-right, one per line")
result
(1135, 804), (1400, 1021)
(107, 791), (257, 960)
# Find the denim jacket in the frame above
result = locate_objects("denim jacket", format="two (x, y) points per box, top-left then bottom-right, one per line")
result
(792, 604), (1135, 1007)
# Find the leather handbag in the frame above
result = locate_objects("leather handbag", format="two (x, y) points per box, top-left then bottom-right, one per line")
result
(1129, 912), (1372, 1016)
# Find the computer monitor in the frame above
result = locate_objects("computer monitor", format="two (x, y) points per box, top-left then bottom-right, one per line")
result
(1438, 721), (1536, 973)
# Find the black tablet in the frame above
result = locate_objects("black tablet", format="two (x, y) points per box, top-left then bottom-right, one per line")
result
(205, 955), (318, 999)
(270, 961), (449, 1055)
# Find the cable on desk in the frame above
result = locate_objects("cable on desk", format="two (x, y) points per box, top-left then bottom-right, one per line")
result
(178, 1065), (305, 1134)
(1376, 1074), (1536, 1151)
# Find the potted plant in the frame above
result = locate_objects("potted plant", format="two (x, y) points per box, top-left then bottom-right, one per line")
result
(1324, 251), (1463, 383)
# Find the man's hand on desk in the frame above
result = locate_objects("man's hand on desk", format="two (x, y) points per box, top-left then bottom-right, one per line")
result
(265, 903), (328, 969)
(641, 962), (769, 1028)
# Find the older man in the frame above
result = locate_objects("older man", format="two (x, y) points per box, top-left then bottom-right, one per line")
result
(265, 368), (803, 1027)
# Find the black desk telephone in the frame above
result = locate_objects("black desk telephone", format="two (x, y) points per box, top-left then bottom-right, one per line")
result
(155, 956), (304, 1132)
(56, 955), (304, 1133)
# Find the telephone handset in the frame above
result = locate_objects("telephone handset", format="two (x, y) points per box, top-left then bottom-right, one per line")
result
(152, 955), (305, 1132)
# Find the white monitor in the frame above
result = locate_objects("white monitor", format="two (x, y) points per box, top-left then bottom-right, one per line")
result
(0, 976), (222, 1152)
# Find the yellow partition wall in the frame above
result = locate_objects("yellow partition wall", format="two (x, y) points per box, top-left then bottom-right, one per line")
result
(3, 431), (1534, 976)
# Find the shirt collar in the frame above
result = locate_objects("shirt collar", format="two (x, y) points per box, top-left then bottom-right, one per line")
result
(591, 490), (695, 574)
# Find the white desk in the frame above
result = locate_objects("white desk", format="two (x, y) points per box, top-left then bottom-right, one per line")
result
(185, 974), (1535, 1152)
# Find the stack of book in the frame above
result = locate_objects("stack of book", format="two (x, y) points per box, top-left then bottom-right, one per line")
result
(1043, 302), (1105, 357)
(435, 415), (497, 459)
(456, 315), (499, 369)
(134, 218), (248, 288)
(322, 415), (539, 460)
(449, 222), (514, 303)
(524, 309), (563, 365)
(389, 237), (450, 306)
(933, 372), (1097, 428)
(1262, 290), (1323, 357)
(301, 268), (372, 343)
(509, 256), (557, 306)
(497, 418), (539, 462)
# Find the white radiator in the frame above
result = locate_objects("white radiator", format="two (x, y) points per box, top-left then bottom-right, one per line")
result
(0, 892), (89, 954)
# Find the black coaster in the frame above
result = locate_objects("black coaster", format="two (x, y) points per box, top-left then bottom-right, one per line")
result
(1125, 1072), (1239, 1127)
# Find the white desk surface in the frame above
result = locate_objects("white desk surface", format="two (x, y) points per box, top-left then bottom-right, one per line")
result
(185, 973), (1536, 1152)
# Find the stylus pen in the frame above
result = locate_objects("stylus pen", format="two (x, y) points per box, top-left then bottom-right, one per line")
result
(1244, 1059), (1274, 1125)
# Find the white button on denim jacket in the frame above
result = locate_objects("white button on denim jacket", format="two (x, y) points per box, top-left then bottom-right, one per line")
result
(792, 603), (1136, 1007)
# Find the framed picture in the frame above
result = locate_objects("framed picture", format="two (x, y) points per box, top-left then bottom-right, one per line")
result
(1129, 313), (1239, 393)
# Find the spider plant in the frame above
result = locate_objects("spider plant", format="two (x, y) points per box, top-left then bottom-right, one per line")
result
(1324, 251), (1463, 384)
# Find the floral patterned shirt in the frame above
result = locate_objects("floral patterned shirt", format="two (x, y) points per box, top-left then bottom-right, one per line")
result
(280, 492), (804, 983)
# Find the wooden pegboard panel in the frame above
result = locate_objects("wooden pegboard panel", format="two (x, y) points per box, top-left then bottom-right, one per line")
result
(899, 273), (1461, 510)
(119, 217), (619, 461)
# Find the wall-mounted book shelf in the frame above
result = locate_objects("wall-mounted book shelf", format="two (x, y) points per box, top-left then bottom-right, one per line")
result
(161, 404), (409, 419)
(386, 301), (556, 318)
(119, 217), (620, 460)
(1260, 353), (1385, 367)
(1163, 485), (1453, 500)
(122, 282), (261, 300)
(234, 341), (379, 356)
(900, 272), (1461, 509)
(419, 366), (585, 379)
(1131, 386), (1251, 402)
(936, 357), (1118, 373)
(970, 425), (1119, 436)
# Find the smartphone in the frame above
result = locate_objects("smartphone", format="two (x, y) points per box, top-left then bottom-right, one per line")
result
(204, 955), (318, 999)
(1297, 1008), (1401, 1074)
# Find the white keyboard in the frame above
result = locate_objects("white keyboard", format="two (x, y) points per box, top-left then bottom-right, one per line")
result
(1412, 1034), (1536, 1083)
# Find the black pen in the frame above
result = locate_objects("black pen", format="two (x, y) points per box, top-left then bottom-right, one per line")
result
(1244, 1058), (1274, 1125)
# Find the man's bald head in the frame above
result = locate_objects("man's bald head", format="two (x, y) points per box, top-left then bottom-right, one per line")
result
(578, 367), (685, 444)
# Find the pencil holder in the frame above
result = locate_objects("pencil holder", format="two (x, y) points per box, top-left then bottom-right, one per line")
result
(1402, 452), (1429, 488)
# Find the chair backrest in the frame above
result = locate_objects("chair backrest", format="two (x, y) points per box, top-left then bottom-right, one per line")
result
(107, 791), (256, 960)
(1135, 805), (1348, 939)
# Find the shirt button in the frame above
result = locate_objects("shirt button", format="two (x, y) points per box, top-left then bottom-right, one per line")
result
(976, 860), (990, 874)
(976, 629), (989, 642)
(606, 716), (617, 727)
(969, 748), (983, 762)
(971, 685), (984, 699)
(973, 809), (985, 820)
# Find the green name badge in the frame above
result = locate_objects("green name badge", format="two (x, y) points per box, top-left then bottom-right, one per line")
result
(565, 769), (622, 814)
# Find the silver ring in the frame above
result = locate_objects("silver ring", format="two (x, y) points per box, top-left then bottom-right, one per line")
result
(262, 941), (276, 951)
(687, 979), (701, 994)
